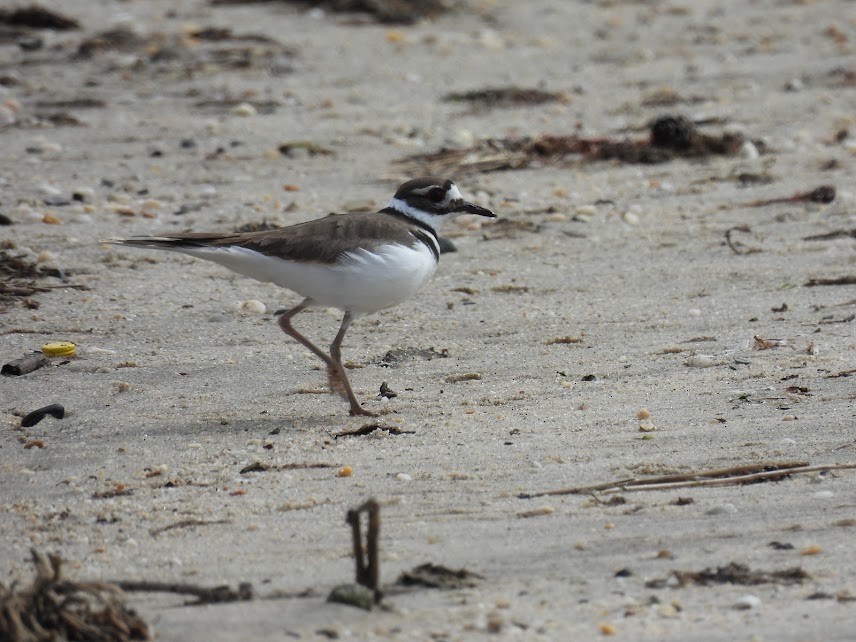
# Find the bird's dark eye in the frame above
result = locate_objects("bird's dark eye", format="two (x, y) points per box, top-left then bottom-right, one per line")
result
(427, 187), (446, 203)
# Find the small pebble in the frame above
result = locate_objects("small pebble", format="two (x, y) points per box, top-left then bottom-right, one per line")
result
(800, 544), (822, 556)
(734, 594), (761, 610)
(685, 355), (719, 368)
(233, 102), (257, 117)
(235, 299), (266, 315)
(706, 503), (737, 515)
(621, 210), (640, 225)
(71, 187), (95, 203)
(739, 140), (760, 159)
(638, 421), (656, 432)
(636, 407), (651, 420)
(396, 473), (412, 482)
(198, 185), (217, 199)
(337, 465), (353, 477)
(451, 129), (474, 147)
(518, 506), (555, 518)
(141, 199), (163, 213)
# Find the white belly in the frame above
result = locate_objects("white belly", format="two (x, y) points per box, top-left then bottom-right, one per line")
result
(177, 242), (438, 315)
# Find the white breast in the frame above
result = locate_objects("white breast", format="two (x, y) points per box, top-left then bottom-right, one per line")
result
(174, 242), (438, 315)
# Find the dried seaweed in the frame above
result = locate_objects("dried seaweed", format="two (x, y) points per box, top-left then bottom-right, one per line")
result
(0, 248), (81, 311)
(210, 0), (450, 24)
(75, 25), (296, 73)
(398, 115), (749, 176)
(0, 550), (150, 642)
(443, 86), (568, 109)
(396, 563), (484, 589)
(646, 562), (809, 589)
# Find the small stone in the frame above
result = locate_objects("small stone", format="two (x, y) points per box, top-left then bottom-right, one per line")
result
(638, 420), (656, 432)
(684, 354), (720, 368)
(518, 506), (555, 518)
(486, 611), (503, 633)
(396, 473), (412, 482)
(72, 187), (96, 202)
(327, 583), (374, 610)
(235, 299), (266, 315)
(233, 102), (257, 117)
(198, 185), (217, 199)
(621, 210), (640, 225)
(140, 199), (162, 213)
(636, 407), (651, 420)
(706, 503), (738, 515)
(739, 140), (760, 159)
(451, 129), (474, 147)
(734, 594), (761, 610)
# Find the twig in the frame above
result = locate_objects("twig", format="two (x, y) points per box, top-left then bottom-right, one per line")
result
(619, 464), (856, 492)
(805, 276), (856, 287)
(725, 225), (761, 255)
(517, 460), (856, 498)
(149, 519), (231, 537)
(742, 184), (836, 207)
(114, 580), (252, 605)
(334, 424), (415, 438)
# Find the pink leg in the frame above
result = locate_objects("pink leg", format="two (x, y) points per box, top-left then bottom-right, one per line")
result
(277, 300), (375, 417)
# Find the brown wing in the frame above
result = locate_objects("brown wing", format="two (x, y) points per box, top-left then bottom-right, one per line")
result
(225, 213), (422, 263)
(148, 213), (419, 263)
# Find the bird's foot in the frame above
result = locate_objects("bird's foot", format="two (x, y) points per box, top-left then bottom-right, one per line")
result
(349, 404), (378, 417)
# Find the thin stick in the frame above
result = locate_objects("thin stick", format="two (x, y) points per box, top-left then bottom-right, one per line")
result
(619, 463), (856, 492)
(114, 580), (252, 604)
(517, 461), (856, 499)
(149, 519), (231, 537)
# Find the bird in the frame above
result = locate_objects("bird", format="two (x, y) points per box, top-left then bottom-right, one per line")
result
(108, 177), (495, 416)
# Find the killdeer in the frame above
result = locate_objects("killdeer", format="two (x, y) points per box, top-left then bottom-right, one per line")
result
(109, 178), (495, 417)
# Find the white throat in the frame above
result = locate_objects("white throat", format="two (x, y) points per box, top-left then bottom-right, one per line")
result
(387, 197), (445, 231)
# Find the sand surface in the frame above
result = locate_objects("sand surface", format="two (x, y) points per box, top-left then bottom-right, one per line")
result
(2, 1), (856, 640)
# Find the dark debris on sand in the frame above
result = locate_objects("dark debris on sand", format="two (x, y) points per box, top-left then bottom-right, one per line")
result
(399, 114), (755, 176)
(210, 0), (451, 24)
(0, 550), (150, 642)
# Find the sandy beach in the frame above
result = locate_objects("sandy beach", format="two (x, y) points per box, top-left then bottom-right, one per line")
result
(2, 1), (855, 640)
